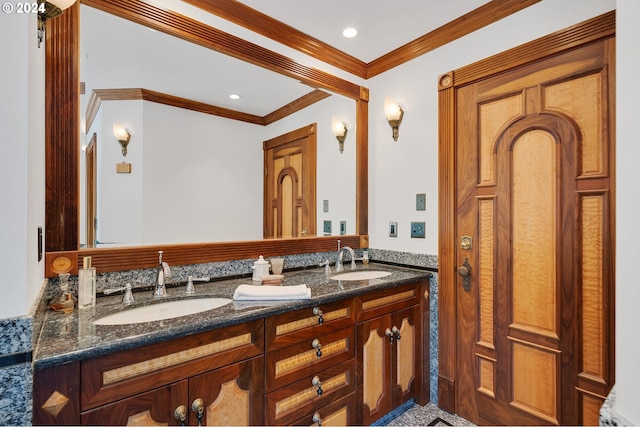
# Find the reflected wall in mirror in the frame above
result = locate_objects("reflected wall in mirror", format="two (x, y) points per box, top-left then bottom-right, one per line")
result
(45, 0), (368, 275)
(79, 4), (356, 248)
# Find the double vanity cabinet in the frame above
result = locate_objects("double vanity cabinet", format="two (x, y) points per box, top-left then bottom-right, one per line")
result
(32, 265), (431, 426)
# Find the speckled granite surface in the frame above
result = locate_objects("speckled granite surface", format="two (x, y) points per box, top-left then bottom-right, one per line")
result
(377, 401), (475, 426)
(33, 262), (432, 371)
(0, 317), (33, 426)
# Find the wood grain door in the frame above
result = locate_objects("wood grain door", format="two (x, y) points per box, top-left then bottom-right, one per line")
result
(264, 124), (317, 238)
(454, 39), (614, 425)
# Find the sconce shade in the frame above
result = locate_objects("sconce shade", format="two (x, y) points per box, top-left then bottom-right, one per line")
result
(384, 97), (404, 141)
(332, 117), (348, 153)
(113, 124), (131, 157)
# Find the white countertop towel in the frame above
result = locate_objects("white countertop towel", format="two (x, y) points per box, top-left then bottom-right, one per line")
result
(233, 283), (311, 300)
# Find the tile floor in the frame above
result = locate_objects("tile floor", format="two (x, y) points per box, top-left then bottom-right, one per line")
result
(376, 401), (475, 426)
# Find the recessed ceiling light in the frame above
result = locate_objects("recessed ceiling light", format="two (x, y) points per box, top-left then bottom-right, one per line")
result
(229, 94), (240, 100)
(342, 27), (357, 38)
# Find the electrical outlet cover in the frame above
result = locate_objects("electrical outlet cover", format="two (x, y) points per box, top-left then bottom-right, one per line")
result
(411, 221), (425, 238)
(389, 221), (398, 237)
(323, 220), (332, 234)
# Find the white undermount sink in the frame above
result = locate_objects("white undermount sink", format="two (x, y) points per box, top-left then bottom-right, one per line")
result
(93, 297), (232, 325)
(330, 270), (392, 281)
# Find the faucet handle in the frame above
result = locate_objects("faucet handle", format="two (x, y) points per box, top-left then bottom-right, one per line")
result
(104, 283), (135, 304)
(186, 276), (210, 294)
(319, 260), (332, 275)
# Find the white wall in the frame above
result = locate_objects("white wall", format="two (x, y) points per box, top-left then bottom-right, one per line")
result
(0, 13), (45, 318)
(367, 0), (616, 254)
(615, 1), (640, 424)
(84, 94), (356, 245)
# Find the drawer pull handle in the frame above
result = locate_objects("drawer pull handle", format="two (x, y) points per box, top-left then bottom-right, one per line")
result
(174, 405), (187, 426)
(312, 338), (323, 358)
(312, 412), (322, 426)
(191, 398), (204, 426)
(312, 375), (323, 396)
(313, 306), (324, 324)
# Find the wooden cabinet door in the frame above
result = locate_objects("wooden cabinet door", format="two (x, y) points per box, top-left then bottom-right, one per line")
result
(80, 380), (188, 426)
(391, 305), (420, 410)
(188, 356), (264, 426)
(357, 314), (392, 425)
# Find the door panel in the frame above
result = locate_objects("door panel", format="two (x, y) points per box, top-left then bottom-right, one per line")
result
(264, 124), (317, 238)
(454, 39), (614, 425)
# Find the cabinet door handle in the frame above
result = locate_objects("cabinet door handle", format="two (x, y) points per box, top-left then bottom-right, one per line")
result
(385, 327), (394, 342)
(313, 306), (324, 324)
(191, 398), (204, 426)
(174, 405), (187, 426)
(312, 375), (323, 396)
(312, 412), (322, 426)
(392, 325), (401, 340)
(312, 338), (323, 358)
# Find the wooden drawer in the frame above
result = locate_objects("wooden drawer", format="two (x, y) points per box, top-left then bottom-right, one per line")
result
(266, 327), (355, 392)
(290, 393), (356, 426)
(266, 359), (356, 426)
(81, 318), (264, 410)
(357, 282), (420, 322)
(266, 297), (356, 352)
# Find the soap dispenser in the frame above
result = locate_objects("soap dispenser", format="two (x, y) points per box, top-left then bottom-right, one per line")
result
(252, 255), (270, 282)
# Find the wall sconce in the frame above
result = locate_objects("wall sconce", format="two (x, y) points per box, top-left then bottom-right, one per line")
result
(113, 124), (131, 157)
(37, 0), (77, 48)
(331, 117), (348, 154)
(384, 97), (404, 141)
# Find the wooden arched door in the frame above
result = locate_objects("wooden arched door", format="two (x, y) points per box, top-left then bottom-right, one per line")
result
(439, 23), (615, 425)
(263, 124), (317, 238)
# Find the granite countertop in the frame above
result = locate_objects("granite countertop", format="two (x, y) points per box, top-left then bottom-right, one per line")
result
(33, 263), (431, 371)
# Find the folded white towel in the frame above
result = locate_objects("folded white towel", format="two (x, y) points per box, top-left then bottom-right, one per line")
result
(233, 283), (311, 301)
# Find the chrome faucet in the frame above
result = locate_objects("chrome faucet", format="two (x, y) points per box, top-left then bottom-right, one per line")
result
(153, 251), (170, 298)
(335, 246), (356, 273)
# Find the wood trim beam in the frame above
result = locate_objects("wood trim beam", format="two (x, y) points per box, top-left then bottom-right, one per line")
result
(182, 0), (541, 80)
(86, 88), (332, 130)
(183, 0), (368, 79)
(45, 2), (79, 252)
(368, 0), (542, 78)
(45, 235), (363, 276)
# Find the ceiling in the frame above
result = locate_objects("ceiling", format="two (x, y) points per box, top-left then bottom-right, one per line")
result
(80, 0), (496, 120)
(234, 0), (490, 64)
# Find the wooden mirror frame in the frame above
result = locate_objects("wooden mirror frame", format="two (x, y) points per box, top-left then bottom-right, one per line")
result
(44, 0), (369, 276)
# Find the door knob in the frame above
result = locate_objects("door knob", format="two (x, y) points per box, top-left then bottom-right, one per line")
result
(458, 257), (472, 292)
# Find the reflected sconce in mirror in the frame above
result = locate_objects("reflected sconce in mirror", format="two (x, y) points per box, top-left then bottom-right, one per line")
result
(384, 97), (404, 142)
(37, 0), (77, 47)
(112, 123), (131, 157)
(331, 117), (348, 154)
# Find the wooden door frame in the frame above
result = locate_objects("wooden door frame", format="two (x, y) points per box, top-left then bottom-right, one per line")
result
(85, 133), (97, 248)
(437, 11), (616, 414)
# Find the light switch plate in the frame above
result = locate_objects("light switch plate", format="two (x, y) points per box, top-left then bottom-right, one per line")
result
(389, 221), (398, 237)
(416, 193), (426, 211)
(411, 221), (425, 238)
(340, 221), (346, 235)
(323, 199), (329, 212)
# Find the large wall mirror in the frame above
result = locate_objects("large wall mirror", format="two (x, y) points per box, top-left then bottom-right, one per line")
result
(45, 0), (369, 276)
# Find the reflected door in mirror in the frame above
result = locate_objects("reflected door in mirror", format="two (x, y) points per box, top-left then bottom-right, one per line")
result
(85, 133), (97, 248)
(264, 124), (317, 238)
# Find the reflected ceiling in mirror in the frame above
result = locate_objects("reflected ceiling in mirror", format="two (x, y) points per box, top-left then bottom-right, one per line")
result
(79, 3), (357, 248)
